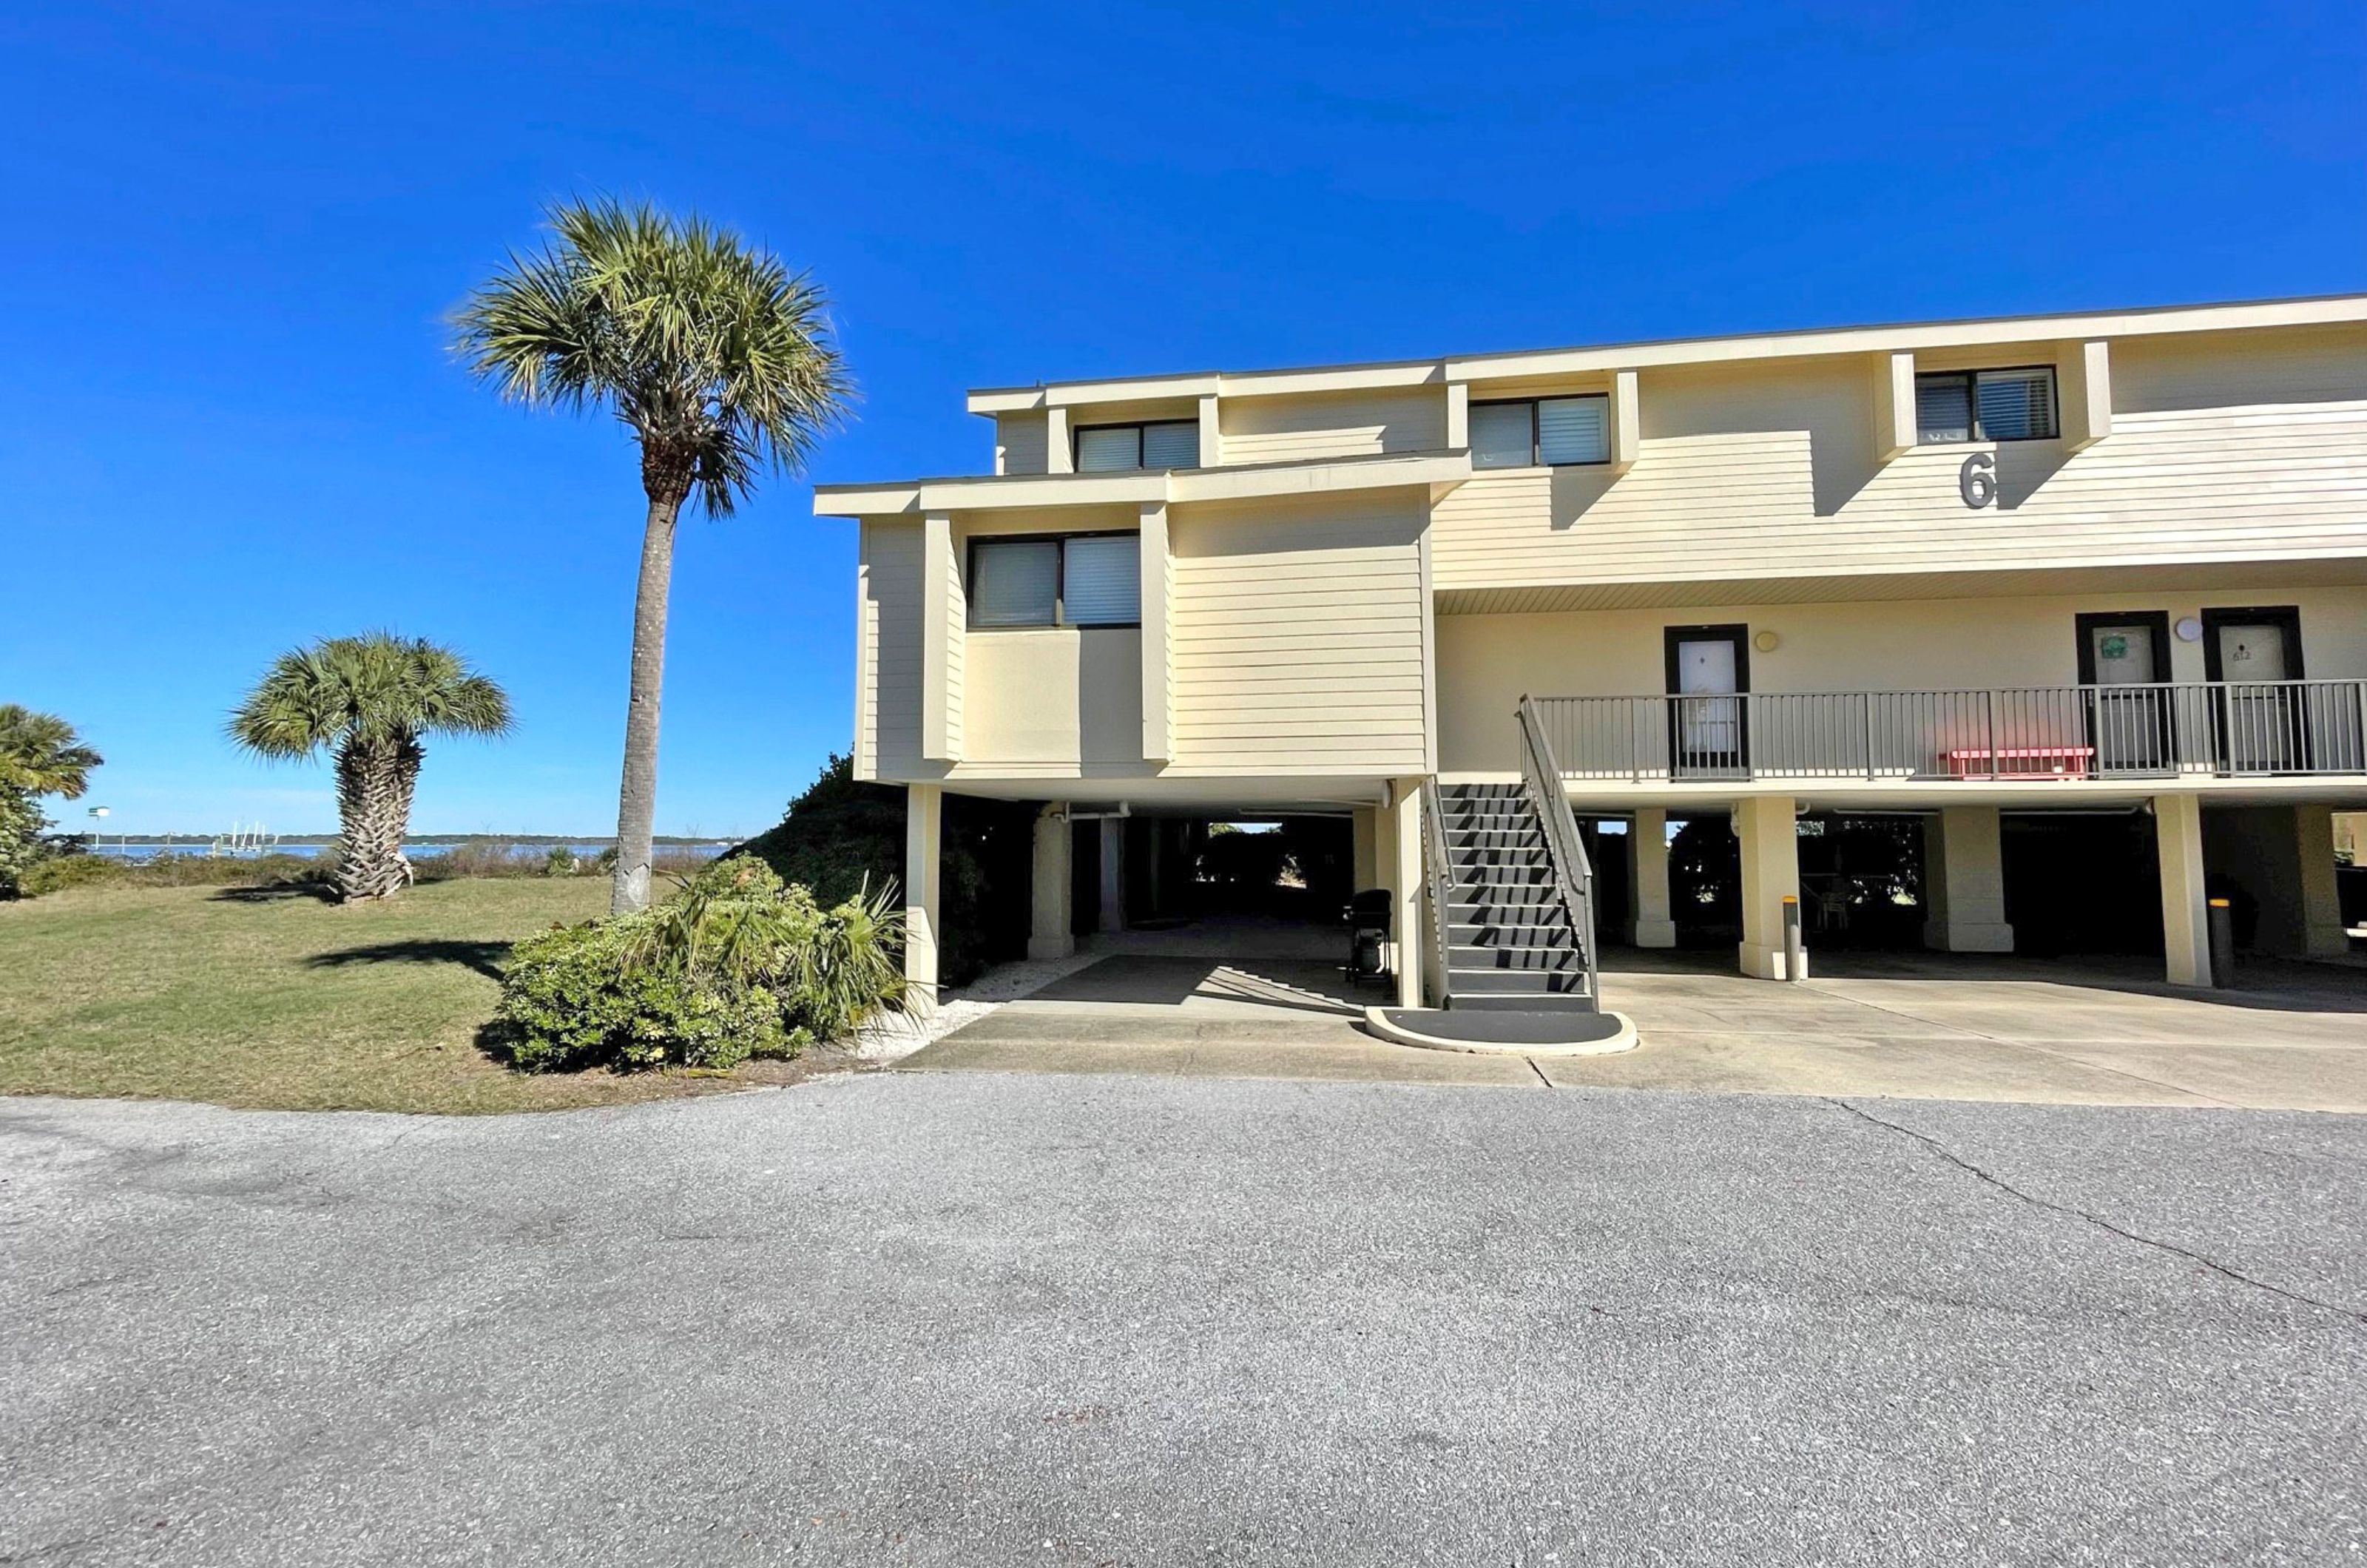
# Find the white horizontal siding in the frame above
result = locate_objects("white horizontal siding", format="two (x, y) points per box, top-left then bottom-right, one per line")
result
(1432, 330), (2367, 592)
(1218, 389), (1446, 464)
(1167, 498), (1429, 774)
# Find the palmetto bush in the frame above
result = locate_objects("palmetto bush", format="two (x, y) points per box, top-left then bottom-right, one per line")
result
(0, 703), (103, 899)
(229, 635), (511, 902)
(493, 859), (902, 1074)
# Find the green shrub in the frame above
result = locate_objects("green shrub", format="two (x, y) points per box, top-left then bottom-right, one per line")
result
(13, 848), (331, 896)
(18, 851), (128, 896)
(0, 787), (45, 899)
(495, 913), (792, 1072)
(133, 851), (329, 889)
(491, 859), (891, 1075)
(730, 753), (1032, 987)
(544, 844), (580, 877)
(412, 839), (536, 880)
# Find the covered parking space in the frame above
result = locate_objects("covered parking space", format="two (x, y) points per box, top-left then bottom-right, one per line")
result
(1596, 783), (2360, 987)
(901, 776), (1439, 1011)
(901, 942), (2367, 1109)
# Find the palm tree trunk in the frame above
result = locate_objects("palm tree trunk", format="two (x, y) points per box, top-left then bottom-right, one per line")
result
(611, 490), (682, 913)
(334, 739), (411, 901)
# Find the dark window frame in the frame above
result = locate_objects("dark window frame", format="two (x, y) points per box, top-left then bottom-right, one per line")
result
(1914, 364), (2062, 445)
(965, 530), (1143, 631)
(2198, 605), (2309, 772)
(1070, 419), (1200, 473)
(2073, 610), (2175, 776)
(2198, 606), (2305, 682)
(1469, 394), (1613, 470)
(1661, 624), (1753, 775)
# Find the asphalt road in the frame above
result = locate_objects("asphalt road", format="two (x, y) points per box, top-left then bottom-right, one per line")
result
(3, 1075), (2363, 1566)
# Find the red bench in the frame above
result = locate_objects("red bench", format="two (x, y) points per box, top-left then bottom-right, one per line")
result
(1945, 746), (2094, 780)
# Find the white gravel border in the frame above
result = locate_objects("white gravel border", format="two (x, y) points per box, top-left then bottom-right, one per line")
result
(848, 949), (1101, 1063)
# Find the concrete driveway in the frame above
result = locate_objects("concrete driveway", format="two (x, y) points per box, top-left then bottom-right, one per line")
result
(4, 1078), (2364, 1565)
(909, 947), (2367, 1111)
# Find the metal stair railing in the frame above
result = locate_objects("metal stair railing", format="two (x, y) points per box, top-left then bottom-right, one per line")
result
(1419, 777), (1453, 1008)
(1516, 695), (1600, 1010)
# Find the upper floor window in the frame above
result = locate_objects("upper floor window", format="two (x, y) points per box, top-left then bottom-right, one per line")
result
(1915, 367), (2059, 444)
(1075, 419), (1199, 472)
(968, 533), (1141, 629)
(1470, 396), (1610, 469)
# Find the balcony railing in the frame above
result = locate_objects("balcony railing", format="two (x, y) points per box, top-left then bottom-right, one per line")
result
(1529, 681), (2367, 783)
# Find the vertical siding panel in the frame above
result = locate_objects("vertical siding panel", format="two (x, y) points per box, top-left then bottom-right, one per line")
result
(864, 519), (925, 776)
(998, 412), (1049, 475)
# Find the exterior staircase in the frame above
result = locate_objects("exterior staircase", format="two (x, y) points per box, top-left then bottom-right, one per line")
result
(1434, 782), (1597, 1012)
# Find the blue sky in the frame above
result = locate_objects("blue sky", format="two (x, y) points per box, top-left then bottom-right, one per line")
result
(4, 2), (2361, 837)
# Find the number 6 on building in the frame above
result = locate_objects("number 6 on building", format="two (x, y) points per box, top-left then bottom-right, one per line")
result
(1959, 451), (1997, 507)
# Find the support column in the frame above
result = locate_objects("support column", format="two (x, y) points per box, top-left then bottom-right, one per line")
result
(1630, 808), (1676, 947)
(1921, 805), (2014, 953)
(1388, 777), (1425, 1007)
(903, 785), (942, 1012)
(2294, 803), (2349, 958)
(1351, 805), (1380, 892)
(1029, 804), (1073, 961)
(1098, 817), (1126, 934)
(2155, 792), (2209, 987)
(1735, 795), (1803, 980)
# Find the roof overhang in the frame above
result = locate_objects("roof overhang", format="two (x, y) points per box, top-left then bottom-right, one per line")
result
(814, 450), (1471, 519)
(966, 293), (2367, 414)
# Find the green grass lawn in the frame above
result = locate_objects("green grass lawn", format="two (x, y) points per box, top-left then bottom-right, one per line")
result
(0, 879), (800, 1114)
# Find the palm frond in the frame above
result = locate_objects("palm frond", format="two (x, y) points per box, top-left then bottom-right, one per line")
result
(0, 704), (104, 799)
(229, 634), (516, 761)
(450, 196), (855, 516)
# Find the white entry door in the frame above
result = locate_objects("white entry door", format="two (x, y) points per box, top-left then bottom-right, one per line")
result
(2212, 615), (2300, 771)
(2084, 616), (2167, 773)
(1669, 629), (1746, 775)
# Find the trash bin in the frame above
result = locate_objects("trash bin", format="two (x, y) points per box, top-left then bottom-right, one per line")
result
(1345, 888), (1393, 988)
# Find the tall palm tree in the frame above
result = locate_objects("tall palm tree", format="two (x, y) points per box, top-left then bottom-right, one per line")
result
(450, 198), (852, 913)
(0, 705), (104, 800)
(229, 635), (512, 902)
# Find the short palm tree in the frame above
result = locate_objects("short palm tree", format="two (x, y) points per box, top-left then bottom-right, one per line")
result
(229, 635), (512, 902)
(451, 197), (852, 913)
(0, 705), (104, 800)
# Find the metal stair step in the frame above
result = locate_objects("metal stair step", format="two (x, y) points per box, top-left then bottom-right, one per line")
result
(1447, 967), (1593, 995)
(1461, 863), (1553, 886)
(1447, 922), (1578, 948)
(1445, 827), (1543, 849)
(1449, 846), (1549, 870)
(1447, 888), (1559, 913)
(1449, 944), (1581, 972)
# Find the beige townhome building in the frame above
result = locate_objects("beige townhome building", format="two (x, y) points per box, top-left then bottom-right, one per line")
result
(816, 295), (2367, 1013)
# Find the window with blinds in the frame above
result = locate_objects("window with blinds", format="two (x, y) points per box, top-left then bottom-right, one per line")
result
(1915, 366), (2059, 443)
(968, 538), (1060, 627)
(1470, 395), (1610, 468)
(1073, 419), (1199, 472)
(1537, 396), (1609, 464)
(967, 535), (1140, 628)
(1059, 535), (1140, 625)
